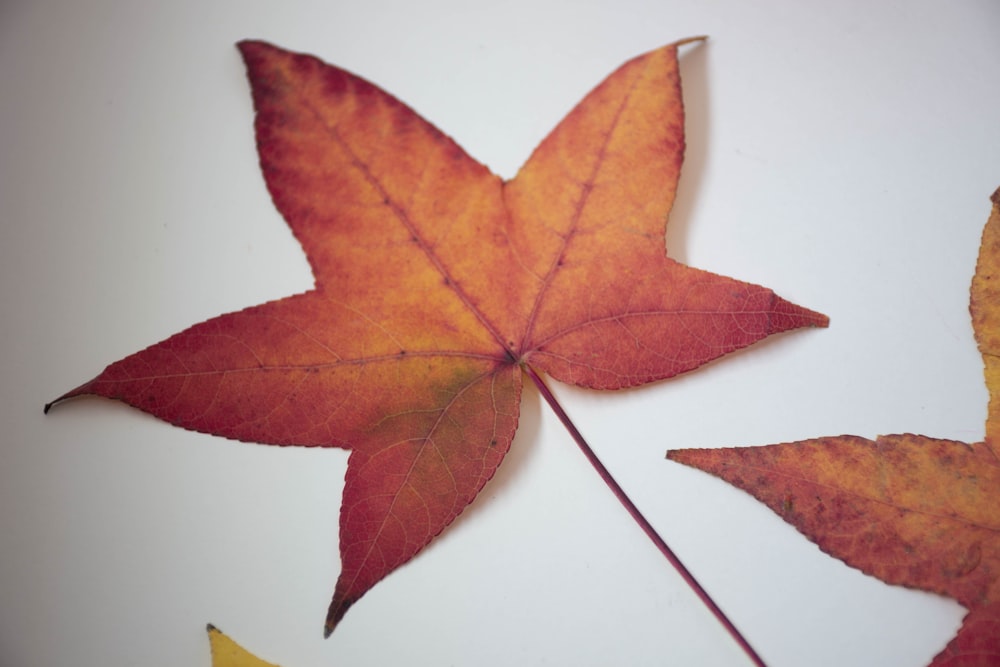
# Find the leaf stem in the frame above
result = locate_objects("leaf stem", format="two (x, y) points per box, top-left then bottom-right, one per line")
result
(523, 364), (766, 667)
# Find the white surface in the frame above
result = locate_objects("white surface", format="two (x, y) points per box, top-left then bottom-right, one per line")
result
(2, 1), (999, 666)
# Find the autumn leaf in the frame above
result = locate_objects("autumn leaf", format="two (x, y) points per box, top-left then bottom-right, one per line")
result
(46, 38), (827, 636)
(207, 624), (281, 667)
(668, 187), (1000, 666)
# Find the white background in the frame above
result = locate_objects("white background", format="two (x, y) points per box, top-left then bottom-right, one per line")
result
(2, 1), (999, 665)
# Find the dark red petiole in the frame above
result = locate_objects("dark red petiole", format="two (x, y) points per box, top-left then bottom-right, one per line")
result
(523, 364), (767, 667)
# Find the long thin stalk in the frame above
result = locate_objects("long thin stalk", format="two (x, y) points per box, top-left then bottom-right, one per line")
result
(523, 364), (766, 667)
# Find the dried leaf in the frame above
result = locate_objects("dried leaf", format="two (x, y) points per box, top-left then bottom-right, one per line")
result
(207, 624), (281, 667)
(47, 39), (826, 635)
(668, 187), (1000, 666)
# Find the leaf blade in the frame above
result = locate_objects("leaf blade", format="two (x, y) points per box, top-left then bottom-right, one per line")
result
(328, 364), (520, 633)
(528, 265), (827, 389)
(239, 40), (528, 355)
(668, 435), (1000, 608)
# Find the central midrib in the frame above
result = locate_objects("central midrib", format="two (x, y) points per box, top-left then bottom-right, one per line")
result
(313, 104), (516, 362)
(514, 61), (644, 357)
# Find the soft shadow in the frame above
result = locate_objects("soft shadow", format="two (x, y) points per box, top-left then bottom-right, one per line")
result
(665, 40), (712, 265)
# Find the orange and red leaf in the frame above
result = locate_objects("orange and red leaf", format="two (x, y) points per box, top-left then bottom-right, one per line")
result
(668, 188), (1000, 665)
(48, 39), (826, 633)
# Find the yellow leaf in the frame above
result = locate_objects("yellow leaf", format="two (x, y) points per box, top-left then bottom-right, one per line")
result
(206, 624), (282, 667)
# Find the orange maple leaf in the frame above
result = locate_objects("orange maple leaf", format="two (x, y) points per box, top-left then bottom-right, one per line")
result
(668, 188), (1000, 666)
(47, 39), (827, 635)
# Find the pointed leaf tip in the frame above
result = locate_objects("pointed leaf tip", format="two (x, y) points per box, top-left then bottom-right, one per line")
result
(43, 393), (70, 414)
(324, 596), (354, 638)
(771, 294), (829, 331)
(207, 624), (282, 667)
(673, 35), (709, 48)
(42, 381), (95, 415)
(236, 39), (269, 58)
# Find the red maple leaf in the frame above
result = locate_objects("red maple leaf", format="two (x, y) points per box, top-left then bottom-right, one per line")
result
(668, 188), (1000, 666)
(47, 38), (827, 637)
